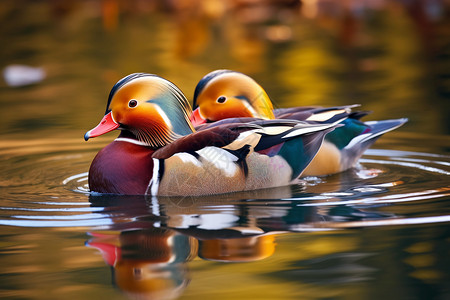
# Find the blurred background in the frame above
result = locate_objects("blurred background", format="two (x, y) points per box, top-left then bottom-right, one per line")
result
(0, 0), (449, 139)
(0, 2), (450, 299)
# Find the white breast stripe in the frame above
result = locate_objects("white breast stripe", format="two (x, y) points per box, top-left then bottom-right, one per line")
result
(115, 137), (149, 146)
(147, 158), (160, 196)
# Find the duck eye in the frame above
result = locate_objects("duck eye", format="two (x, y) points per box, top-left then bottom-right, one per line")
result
(128, 99), (138, 108)
(217, 96), (227, 103)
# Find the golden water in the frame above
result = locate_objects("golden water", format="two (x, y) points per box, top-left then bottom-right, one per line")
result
(1, 1), (449, 299)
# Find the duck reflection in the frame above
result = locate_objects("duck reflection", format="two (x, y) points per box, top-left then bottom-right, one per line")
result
(87, 228), (196, 300)
(198, 234), (276, 262)
(87, 180), (395, 299)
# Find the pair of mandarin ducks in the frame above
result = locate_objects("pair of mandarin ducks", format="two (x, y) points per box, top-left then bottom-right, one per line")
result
(84, 70), (407, 196)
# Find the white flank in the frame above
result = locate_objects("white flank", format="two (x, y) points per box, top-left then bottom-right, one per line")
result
(197, 146), (238, 177)
(173, 153), (203, 167)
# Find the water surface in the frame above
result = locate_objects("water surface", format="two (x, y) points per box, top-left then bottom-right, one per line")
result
(0, 134), (449, 299)
(1, 1), (450, 299)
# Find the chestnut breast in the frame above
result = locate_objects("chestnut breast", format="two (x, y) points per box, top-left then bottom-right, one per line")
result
(88, 140), (155, 195)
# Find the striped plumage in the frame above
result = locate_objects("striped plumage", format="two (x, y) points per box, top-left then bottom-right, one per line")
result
(191, 69), (408, 176)
(85, 73), (340, 195)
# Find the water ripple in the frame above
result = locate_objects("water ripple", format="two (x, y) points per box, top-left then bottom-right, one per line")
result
(288, 215), (450, 232)
(0, 145), (449, 231)
(360, 158), (450, 175)
(0, 218), (114, 228)
(300, 188), (450, 206)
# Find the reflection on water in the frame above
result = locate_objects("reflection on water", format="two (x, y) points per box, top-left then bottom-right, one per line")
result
(1, 1), (450, 299)
(87, 228), (195, 300)
(0, 134), (449, 299)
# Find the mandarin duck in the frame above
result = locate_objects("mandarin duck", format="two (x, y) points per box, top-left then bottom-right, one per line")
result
(191, 70), (408, 176)
(84, 73), (342, 196)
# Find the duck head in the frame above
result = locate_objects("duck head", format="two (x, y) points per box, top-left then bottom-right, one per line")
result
(191, 70), (275, 125)
(85, 73), (194, 148)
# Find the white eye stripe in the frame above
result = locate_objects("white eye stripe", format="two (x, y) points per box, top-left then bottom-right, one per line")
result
(241, 100), (258, 116)
(153, 104), (172, 128)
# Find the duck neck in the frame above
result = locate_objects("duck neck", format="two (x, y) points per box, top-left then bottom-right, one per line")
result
(115, 125), (194, 149)
(115, 130), (157, 147)
(253, 92), (275, 119)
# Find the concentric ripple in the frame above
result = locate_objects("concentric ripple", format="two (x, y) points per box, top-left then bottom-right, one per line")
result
(62, 172), (90, 194)
(0, 137), (449, 231)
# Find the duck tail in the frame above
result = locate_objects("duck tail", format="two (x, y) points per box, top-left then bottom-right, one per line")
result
(341, 118), (408, 167)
